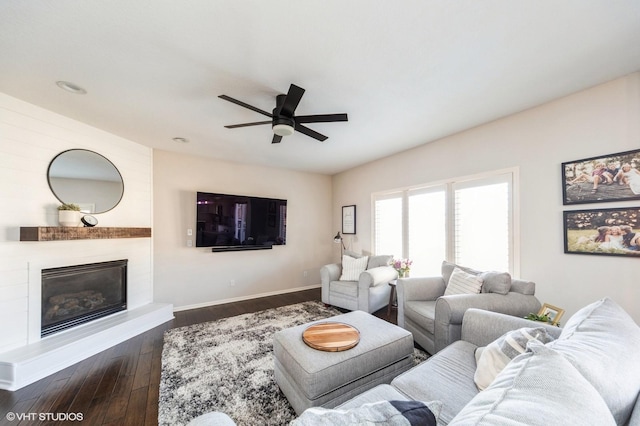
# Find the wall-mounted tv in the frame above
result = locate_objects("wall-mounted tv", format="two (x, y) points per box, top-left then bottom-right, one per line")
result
(196, 191), (287, 252)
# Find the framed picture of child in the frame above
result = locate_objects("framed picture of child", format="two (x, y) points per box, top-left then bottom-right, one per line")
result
(562, 148), (640, 205)
(538, 303), (565, 326)
(564, 207), (640, 257)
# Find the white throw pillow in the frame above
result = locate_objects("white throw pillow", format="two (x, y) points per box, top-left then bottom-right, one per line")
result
(444, 267), (483, 296)
(451, 341), (616, 426)
(339, 255), (369, 281)
(474, 327), (555, 390)
(548, 297), (640, 425)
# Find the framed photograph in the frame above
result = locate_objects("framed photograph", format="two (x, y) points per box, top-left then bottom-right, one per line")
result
(538, 303), (565, 326)
(563, 207), (640, 257)
(342, 205), (356, 234)
(562, 148), (640, 205)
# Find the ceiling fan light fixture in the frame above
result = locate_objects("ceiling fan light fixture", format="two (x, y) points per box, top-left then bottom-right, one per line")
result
(220, 83), (347, 143)
(273, 124), (294, 137)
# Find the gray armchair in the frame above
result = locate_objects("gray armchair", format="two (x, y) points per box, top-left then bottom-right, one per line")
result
(397, 261), (541, 354)
(321, 254), (398, 313)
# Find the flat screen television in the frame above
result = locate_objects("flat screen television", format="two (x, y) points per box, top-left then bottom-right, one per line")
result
(196, 191), (287, 252)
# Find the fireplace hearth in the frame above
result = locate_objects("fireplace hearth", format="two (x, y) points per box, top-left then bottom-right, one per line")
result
(41, 259), (127, 337)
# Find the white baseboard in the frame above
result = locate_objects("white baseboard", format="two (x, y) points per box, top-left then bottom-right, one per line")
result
(0, 302), (174, 391)
(173, 284), (321, 312)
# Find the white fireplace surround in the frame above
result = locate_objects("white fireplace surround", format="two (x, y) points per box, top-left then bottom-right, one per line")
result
(0, 258), (173, 391)
(0, 94), (173, 391)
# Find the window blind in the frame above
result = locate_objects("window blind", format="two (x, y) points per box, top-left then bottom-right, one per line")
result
(453, 176), (511, 272)
(408, 188), (446, 276)
(373, 194), (403, 258)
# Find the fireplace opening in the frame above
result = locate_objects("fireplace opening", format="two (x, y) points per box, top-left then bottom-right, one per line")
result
(41, 259), (127, 337)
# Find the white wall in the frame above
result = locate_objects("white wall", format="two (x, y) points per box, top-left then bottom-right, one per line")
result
(153, 150), (333, 310)
(333, 72), (640, 323)
(0, 93), (154, 353)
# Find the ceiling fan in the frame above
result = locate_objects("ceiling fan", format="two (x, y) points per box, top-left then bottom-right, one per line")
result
(218, 84), (348, 144)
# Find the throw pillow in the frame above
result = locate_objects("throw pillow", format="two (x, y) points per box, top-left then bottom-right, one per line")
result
(441, 261), (481, 285)
(339, 255), (369, 281)
(291, 400), (441, 426)
(451, 341), (616, 426)
(474, 327), (555, 390)
(480, 271), (512, 295)
(444, 267), (483, 296)
(548, 297), (640, 425)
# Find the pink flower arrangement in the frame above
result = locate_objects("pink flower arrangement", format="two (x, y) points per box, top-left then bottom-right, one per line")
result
(390, 258), (413, 278)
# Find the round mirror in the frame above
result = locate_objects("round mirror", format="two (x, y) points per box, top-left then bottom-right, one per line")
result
(47, 149), (124, 214)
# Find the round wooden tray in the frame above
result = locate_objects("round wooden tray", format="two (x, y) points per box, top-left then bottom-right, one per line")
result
(302, 321), (360, 352)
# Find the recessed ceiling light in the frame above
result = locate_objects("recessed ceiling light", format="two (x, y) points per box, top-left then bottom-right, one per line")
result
(56, 81), (87, 94)
(172, 137), (189, 143)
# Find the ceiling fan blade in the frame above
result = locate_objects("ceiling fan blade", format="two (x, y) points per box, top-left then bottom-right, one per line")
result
(295, 113), (348, 124)
(224, 120), (272, 129)
(278, 84), (305, 117)
(295, 123), (328, 142)
(218, 95), (273, 118)
(272, 134), (282, 144)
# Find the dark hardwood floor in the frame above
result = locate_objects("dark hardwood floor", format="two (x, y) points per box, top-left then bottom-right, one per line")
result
(0, 288), (396, 425)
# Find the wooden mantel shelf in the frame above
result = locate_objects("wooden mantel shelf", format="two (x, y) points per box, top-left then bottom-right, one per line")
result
(20, 227), (152, 241)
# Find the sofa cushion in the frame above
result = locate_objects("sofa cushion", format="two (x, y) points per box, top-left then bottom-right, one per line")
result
(451, 341), (616, 426)
(329, 280), (358, 298)
(508, 279), (536, 295)
(474, 327), (555, 390)
(392, 340), (480, 425)
(444, 267), (483, 296)
(404, 300), (436, 334)
(479, 271), (512, 295)
(337, 384), (409, 410)
(367, 254), (393, 269)
(291, 400), (441, 426)
(548, 297), (640, 425)
(339, 255), (369, 281)
(441, 261), (481, 285)
(628, 395), (640, 426)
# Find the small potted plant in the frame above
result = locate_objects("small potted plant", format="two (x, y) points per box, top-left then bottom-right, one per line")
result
(524, 313), (553, 323)
(524, 312), (560, 326)
(57, 203), (81, 227)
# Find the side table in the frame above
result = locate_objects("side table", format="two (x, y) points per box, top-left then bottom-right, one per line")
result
(387, 279), (398, 317)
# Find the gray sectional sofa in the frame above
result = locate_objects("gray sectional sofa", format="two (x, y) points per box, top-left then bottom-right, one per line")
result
(337, 298), (640, 425)
(190, 297), (640, 425)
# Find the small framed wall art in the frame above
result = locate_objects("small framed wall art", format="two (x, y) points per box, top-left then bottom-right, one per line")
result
(562, 148), (640, 205)
(342, 205), (356, 234)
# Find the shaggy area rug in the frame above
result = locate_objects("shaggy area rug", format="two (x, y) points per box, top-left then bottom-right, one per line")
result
(159, 301), (428, 426)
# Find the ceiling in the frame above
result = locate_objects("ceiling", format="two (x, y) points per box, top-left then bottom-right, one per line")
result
(1, 1), (640, 175)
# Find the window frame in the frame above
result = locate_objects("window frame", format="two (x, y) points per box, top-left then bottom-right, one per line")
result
(372, 167), (520, 276)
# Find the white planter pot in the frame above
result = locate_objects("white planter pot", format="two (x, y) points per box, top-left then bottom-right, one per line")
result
(58, 210), (80, 227)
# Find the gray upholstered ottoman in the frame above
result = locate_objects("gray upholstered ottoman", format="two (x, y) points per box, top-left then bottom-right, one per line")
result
(273, 310), (414, 414)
